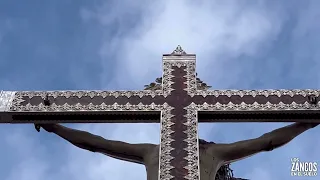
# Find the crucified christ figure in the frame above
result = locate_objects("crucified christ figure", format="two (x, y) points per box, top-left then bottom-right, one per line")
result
(37, 122), (318, 180)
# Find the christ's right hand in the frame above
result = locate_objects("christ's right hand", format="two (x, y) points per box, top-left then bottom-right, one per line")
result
(36, 123), (57, 132)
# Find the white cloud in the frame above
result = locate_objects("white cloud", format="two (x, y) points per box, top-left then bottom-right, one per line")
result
(80, 0), (282, 89)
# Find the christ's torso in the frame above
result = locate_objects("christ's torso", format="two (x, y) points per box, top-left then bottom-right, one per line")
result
(143, 145), (223, 180)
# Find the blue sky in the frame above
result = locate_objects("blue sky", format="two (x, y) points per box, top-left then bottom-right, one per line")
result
(0, 0), (320, 180)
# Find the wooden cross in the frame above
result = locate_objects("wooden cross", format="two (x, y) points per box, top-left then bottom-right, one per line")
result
(1, 45), (320, 180)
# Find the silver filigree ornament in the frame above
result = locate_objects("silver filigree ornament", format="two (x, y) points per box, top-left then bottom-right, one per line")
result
(162, 61), (175, 97)
(195, 89), (320, 98)
(159, 105), (175, 180)
(183, 105), (200, 180)
(15, 90), (164, 100)
(182, 61), (197, 96)
(0, 91), (25, 112)
(171, 45), (187, 55)
(194, 101), (320, 112)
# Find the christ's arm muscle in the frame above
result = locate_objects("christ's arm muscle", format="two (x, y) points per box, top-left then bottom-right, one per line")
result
(211, 123), (317, 164)
(49, 124), (154, 164)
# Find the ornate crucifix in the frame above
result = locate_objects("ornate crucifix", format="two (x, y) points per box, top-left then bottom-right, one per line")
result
(1, 45), (320, 180)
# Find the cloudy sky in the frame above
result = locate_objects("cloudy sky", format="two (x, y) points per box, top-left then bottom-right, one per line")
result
(1, 0), (320, 180)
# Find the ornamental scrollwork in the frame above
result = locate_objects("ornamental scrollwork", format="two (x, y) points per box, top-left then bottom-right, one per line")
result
(171, 45), (187, 55)
(159, 105), (175, 180)
(183, 107), (200, 180)
(13, 90), (163, 99)
(194, 101), (320, 111)
(11, 102), (172, 112)
(196, 89), (320, 98)
(144, 75), (211, 91)
(0, 91), (24, 112)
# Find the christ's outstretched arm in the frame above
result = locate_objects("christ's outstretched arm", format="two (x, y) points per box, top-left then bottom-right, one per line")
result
(38, 124), (155, 164)
(210, 122), (318, 164)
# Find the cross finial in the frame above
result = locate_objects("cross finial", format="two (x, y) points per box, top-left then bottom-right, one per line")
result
(171, 45), (187, 55)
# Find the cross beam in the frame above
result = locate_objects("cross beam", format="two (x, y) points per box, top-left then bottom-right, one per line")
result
(1, 45), (320, 180)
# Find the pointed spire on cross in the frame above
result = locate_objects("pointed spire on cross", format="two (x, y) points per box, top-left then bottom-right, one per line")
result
(171, 45), (187, 55)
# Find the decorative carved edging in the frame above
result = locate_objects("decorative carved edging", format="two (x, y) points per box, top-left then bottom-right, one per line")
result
(13, 90), (163, 99)
(12, 89), (320, 100)
(0, 91), (25, 112)
(0, 91), (15, 111)
(163, 60), (198, 96)
(183, 61), (197, 96)
(163, 60), (195, 68)
(191, 101), (320, 111)
(196, 89), (320, 98)
(170, 45), (187, 55)
(162, 56), (196, 60)
(11, 101), (170, 112)
(7, 90), (320, 112)
(183, 105), (200, 180)
(10, 90), (166, 111)
(162, 62), (175, 97)
(159, 104), (175, 180)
